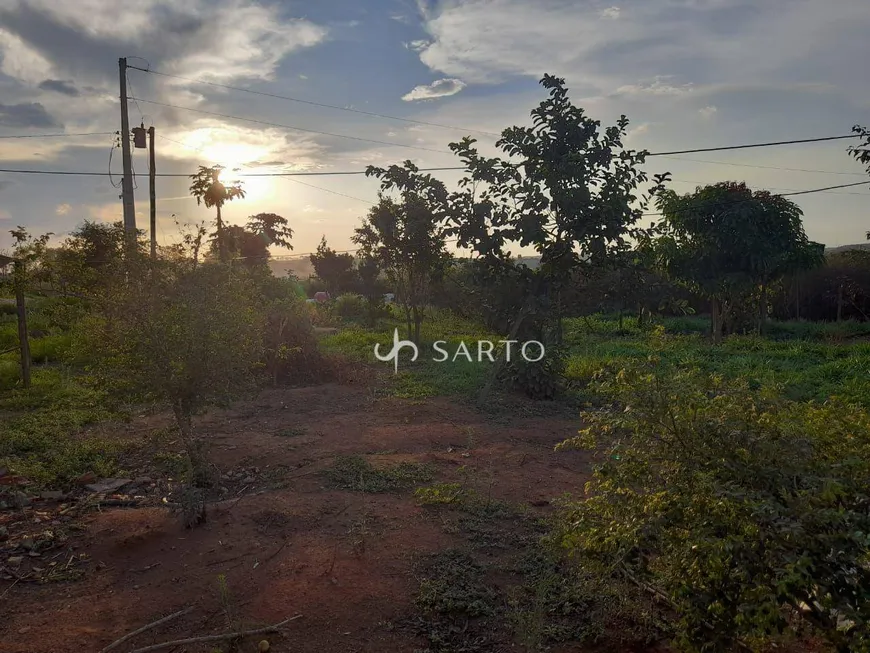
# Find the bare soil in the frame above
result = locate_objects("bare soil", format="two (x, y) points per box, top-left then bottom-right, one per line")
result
(0, 377), (595, 653)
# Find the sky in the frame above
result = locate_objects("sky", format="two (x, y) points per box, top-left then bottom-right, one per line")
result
(0, 0), (868, 259)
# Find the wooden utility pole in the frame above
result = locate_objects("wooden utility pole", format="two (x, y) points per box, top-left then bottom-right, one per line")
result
(148, 126), (156, 258)
(119, 57), (137, 243)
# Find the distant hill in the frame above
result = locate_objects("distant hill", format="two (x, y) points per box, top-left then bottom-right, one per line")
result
(269, 257), (314, 279)
(825, 243), (870, 255)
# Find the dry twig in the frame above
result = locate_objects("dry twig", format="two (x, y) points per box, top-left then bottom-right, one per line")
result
(99, 606), (194, 653)
(125, 615), (301, 653)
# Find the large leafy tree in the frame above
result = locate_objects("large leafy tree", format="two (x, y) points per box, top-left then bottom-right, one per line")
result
(353, 162), (450, 342)
(246, 212), (294, 250)
(653, 182), (824, 342)
(208, 225), (269, 267)
(189, 165), (246, 264)
(309, 236), (357, 295)
(444, 74), (666, 398)
(847, 124), (870, 240)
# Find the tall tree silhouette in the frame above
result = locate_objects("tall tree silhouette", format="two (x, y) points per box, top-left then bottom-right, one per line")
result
(188, 165), (245, 263)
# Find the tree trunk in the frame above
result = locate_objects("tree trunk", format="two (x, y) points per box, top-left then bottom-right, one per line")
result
(412, 305), (422, 343)
(14, 262), (30, 389)
(836, 282), (844, 322)
(711, 297), (722, 345)
(757, 283), (768, 336)
(477, 304), (531, 408)
(216, 204), (226, 264)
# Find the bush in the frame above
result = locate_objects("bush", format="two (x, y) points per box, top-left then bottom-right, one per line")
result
(333, 293), (367, 321)
(500, 346), (565, 400)
(257, 276), (327, 386)
(555, 359), (870, 652)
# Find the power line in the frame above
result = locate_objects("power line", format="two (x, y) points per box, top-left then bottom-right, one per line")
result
(646, 134), (858, 157)
(0, 131), (115, 139)
(127, 65), (500, 137)
(127, 96), (452, 155)
(662, 154), (868, 177)
(669, 177), (870, 196)
(639, 180), (869, 217)
(283, 177), (376, 206)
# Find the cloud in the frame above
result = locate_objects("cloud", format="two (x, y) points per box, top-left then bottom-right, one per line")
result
(699, 105), (718, 119)
(402, 78), (466, 101)
(0, 101), (58, 128)
(55, 203), (71, 215)
(0, 0), (328, 88)
(615, 76), (693, 96)
(600, 6), (620, 19)
(38, 79), (80, 96)
(405, 39), (429, 52)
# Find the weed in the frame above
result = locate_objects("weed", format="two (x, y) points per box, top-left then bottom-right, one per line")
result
(275, 426), (306, 437)
(323, 455), (435, 493)
(415, 550), (498, 618)
(414, 482), (469, 506)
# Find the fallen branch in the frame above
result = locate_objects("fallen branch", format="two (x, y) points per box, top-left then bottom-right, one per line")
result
(99, 606), (194, 653)
(125, 616), (301, 653)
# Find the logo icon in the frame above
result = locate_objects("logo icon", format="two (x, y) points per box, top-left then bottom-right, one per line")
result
(374, 328), (419, 374)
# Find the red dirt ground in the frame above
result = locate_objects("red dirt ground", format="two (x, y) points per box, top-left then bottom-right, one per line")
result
(0, 380), (594, 653)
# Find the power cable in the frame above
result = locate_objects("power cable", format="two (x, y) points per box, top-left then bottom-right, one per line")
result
(127, 96), (452, 154)
(0, 131), (116, 139)
(127, 65), (500, 137)
(661, 155), (868, 177)
(645, 134), (858, 157)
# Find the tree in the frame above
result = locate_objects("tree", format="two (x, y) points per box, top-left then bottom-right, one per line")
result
(443, 75), (666, 398)
(75, 262), (263, 526)
(189, 165), (246, 264)
(246, 213), (293, 250)
(653, 182), (824, 342)
(355, 255), (388, 326)
(309, 236), (357, 295)
(353, 163), (450, 342)
(208, 225), (269, 267)
(847, 125), (870, 240)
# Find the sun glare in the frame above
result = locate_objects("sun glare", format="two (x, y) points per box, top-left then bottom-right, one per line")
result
(175, 130), (280, 203)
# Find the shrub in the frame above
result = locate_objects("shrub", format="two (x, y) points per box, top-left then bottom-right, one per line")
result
(258, 276), (326, 385)
(500, 346), (565, 400)
(333, 293), (368, 321)
(555, 359), (870, 652)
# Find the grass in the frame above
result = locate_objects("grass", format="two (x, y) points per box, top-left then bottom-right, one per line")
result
(563, 315), (870, 408)
(322, 455), (436, 493)
(0, 368), (132, 488)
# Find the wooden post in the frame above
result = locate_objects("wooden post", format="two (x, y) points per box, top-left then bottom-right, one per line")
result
(13, 260), (30, 388)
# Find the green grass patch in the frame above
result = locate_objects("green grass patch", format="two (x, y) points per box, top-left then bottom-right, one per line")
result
(0, 368), (131, 488)
(322, 455), (435, 493)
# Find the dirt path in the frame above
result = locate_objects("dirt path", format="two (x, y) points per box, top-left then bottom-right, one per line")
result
(0, 381), (591, 653)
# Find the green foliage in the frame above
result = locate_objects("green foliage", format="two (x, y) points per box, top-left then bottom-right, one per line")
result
(555, 357), (870, 652)
(500, 349), (565, 400)
(309, 236), (357, 295)
(652, 181), (825, 341)
(189, 165), (246, 263)
(414, 482), (468, 505)
(0, 369), (128, 487)
(72, 260), (264, 435)
(415, 550), (498, 618)
(333, 293), (368, 321)
(354, 162), (451, 342)
(323, 455), (435, 493)
(258, 275), (325, 385)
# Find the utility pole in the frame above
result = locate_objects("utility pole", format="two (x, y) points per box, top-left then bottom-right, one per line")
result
(118, 57), (136, 242)
(148, 126), (156, 258)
